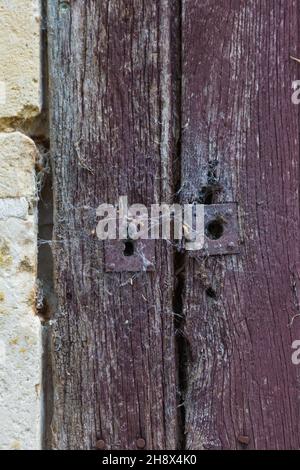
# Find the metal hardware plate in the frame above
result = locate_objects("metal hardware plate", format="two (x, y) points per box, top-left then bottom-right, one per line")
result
(104, 239), (155, 272)
(104, 203), (239, 270)
(189, 203), (240, 256)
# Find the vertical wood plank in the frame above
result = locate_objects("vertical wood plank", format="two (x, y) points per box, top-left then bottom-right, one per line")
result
(48, 0), (178, 450)
(182, 0), (300, 449)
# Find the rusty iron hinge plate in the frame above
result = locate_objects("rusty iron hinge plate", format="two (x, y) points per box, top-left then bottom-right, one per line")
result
(104, 239), (155, 272)
(189, 202), (240, 256)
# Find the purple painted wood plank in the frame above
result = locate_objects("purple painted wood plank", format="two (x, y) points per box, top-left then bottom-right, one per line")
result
(181, 0), (300, 450)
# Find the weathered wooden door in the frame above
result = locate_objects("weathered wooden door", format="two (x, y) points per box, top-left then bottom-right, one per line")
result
(47, 0), (300, 450)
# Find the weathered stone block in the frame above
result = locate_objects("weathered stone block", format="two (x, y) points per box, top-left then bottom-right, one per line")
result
(0, 132), (37, 198)
(0, 0), (41, 120)
(0, 132), (40, 450)
(0, 213), (40, 450)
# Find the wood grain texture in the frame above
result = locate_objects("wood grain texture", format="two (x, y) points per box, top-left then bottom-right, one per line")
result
(181, 0), (300, 450)
(47, 0), (178, 450)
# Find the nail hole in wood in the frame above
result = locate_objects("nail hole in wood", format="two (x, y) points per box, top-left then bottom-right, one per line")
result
(199, 183), (222, 204)
(202, 187), (215, 204)
(206, 287), (217, 299)
(59, 1), (70, 11)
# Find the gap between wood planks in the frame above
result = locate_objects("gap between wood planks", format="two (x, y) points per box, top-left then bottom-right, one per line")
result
(170, 0), (189, 450)
(34, 0), (55, 449)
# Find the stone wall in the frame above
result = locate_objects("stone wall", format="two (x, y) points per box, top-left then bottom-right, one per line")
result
(0, 0), (41, 450)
